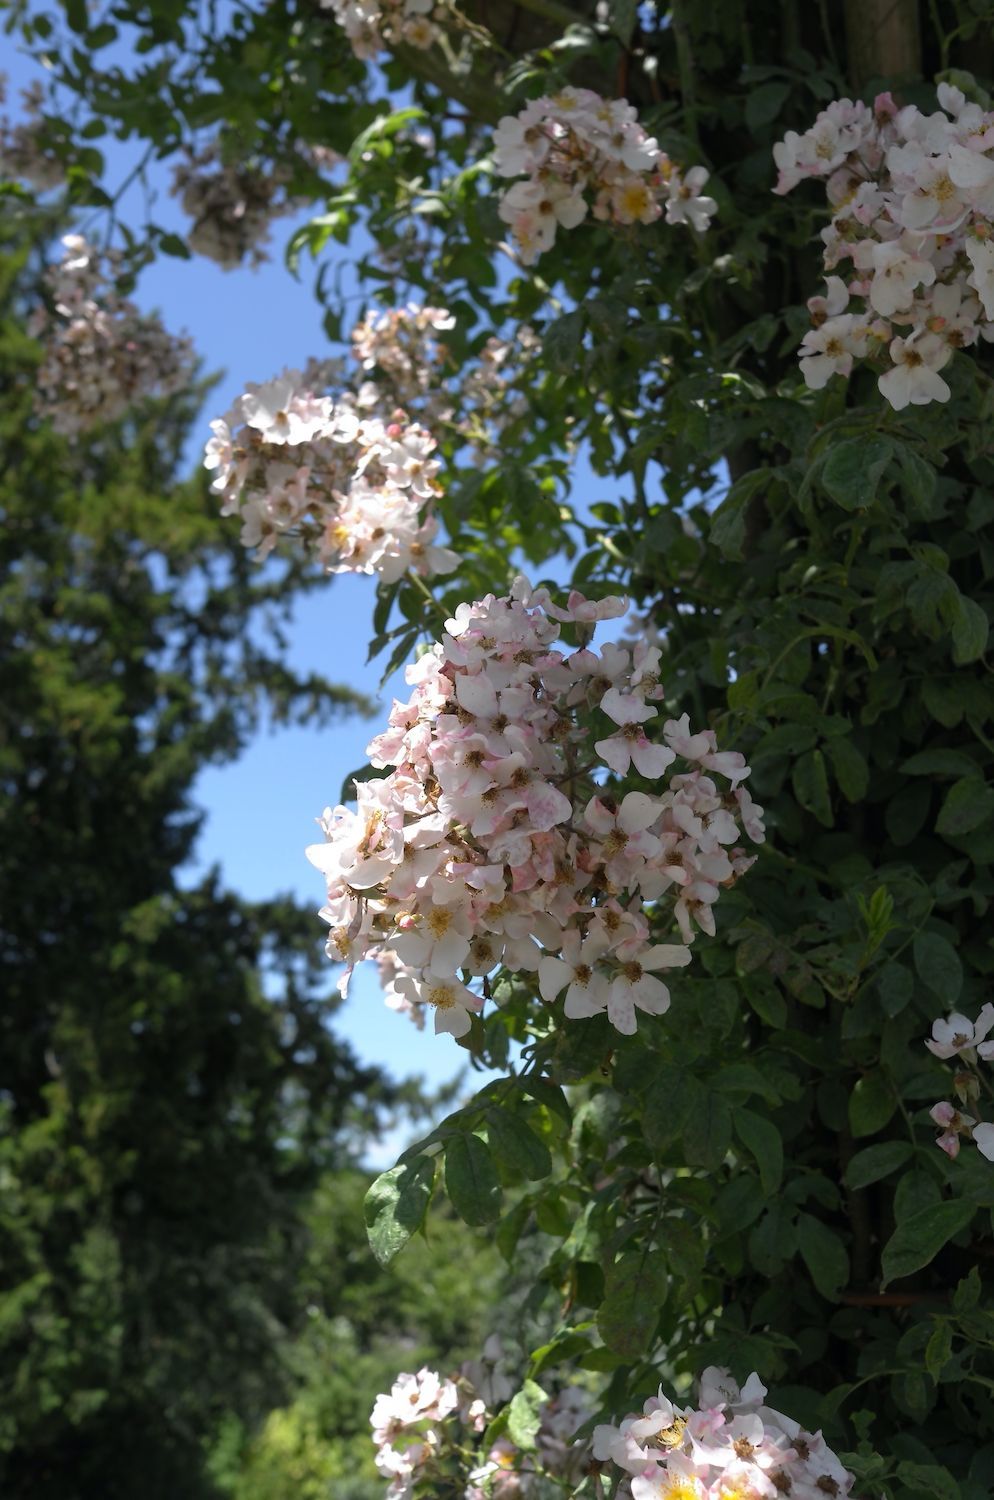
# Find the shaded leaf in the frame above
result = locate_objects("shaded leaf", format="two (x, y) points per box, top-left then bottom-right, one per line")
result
(881, 1199), (976, 1288)
(364, 1156), (435, 1267)
(844, 1140), (914, 1190)
(445, 1133), (502, 1226)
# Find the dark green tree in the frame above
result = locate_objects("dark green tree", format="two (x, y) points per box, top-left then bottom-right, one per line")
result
(0, 227), (388, 1500)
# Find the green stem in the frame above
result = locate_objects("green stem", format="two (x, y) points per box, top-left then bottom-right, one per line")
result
(670, 0), (700, 149)
(406, 568), (449, 621)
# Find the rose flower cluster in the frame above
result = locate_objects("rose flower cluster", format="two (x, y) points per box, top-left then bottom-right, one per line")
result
(926, 1003), (994, 1163)
(351, 302), (455, 421)
(324, 0), (440, 59)
(30, 235), (194, 437)
(306, 580), (764, 1039)
(205, 369), (459, 579)
(171, 145), (299, 269)
(492, 87), (717, 263)
(594, 1365), (857, 1500)
(371, 1342), (591, 1500)
(170, 139), (341, 269)
(0, 76), (65, 190)
(775, 84), (994, 410)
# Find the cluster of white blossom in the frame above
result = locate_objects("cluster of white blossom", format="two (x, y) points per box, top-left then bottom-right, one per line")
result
(30, 234), (194, 436)
(352, 308), (543, 459)
(926, 1004), (994, 1162)
(0, 76), (65, 190)
(324, 0), (441, 59)
(774, 84), (994, 410)
(306, 580), (764, 1039)
(371, 1342), (591, 1499)
(170, 141), (339, 268)
(206, 370), (459, 578)
(492, 87), (717, 263)
(352, 303), (455, 419)
(594, 1366), (856, 1500)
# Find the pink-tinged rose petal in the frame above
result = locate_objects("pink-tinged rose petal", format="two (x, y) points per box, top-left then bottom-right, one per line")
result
(630, 740), (677, 779)
(601, 686), (656, 725)
(455, 672), (499, 717)
(606, 989), (637, 1035)
(619, 791), (662, 835)
(564, 980), (607, 1019)
(594, 735), (633, 774)
(641, 943), (692, 971)
(633, 973), (671, 1015)
(538, 955), (571, 1003)
(306, 841), (341, 874)
(435, 1004), (472, 1038)
(584, 795), (619, 834)
(525, 780), (572, 830)
(974, 1122), (994, 1161)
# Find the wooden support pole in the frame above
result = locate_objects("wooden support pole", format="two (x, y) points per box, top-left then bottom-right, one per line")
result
(844, 0), (922, 88)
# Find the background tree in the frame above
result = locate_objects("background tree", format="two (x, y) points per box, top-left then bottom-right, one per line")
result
(0, 222), (396, 1499)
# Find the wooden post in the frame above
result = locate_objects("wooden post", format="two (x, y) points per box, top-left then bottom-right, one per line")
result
(844, 0), (922, 88)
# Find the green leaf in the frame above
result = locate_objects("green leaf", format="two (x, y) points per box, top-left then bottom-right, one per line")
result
(825, 737), (869, 802)
(881, 1199), (976, 1288)
(744, 979), (787, 1029)
(709, 471), (767, 560)
(796, 1211), (849, 1300)
(925, 1319), (954, 1379)
(897, 445), (937, 513)
(683, 1092), (732, 1170)
(363, 1156), (435, 1267)
(935, 776), (994, 838)
(543, 309), (585, 373)
(848, 1071), (897, 1138)
(895, 1460), (961, 1500)
(901, 749), (980, 776)
(517, 1076), (571, 1125)
(792, 749), (833, 827)
(895, 1170), (941, 1222)
(734, 1107), (783, 1195)
(749, 1200), (797, 1275)
(349, 106), (427, 165)
(64, 0), (89, 32)
(597, 1253), (668, 1358)
(486, 1107), (553, 1182)
(506, 1380), (547, 1451)
(876, 960), (914, 1017)
(844, 1140), (914, 1190)
(643, 1069), (703, 1151)
(444, 1133), (502, 1226)
(606, 0), (638, 42)
(951, 595), (989, 665)
(744, 80), (791, 131)
(953, 1265), (981, 1313)
(914, 931), (963, 1003)
(822, 437), (892, 510)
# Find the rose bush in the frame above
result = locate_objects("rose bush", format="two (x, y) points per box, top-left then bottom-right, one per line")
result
(6, 1), (994, 1497)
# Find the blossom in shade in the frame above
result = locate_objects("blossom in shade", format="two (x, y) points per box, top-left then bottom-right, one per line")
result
(596, 1365), (856, 1500)
(926, 1004), (994, 1059)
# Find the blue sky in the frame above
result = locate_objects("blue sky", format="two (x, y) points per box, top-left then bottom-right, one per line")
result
(5, 41), (635, 1112)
